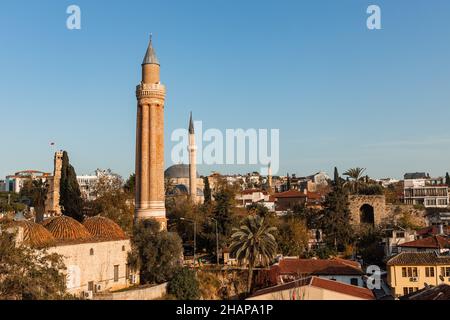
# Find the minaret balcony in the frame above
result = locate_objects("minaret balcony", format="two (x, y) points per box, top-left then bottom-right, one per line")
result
(136, 83), (166, 100)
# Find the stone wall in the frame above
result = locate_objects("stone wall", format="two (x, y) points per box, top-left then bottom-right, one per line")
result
(348, 195), (387, 226)
(48, 239), (134, 296)
(94, 282), (167, 300)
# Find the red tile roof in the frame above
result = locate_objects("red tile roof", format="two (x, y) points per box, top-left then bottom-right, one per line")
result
(250, 276), (374, 300)
(268, 257), (364, 284)
(273, 190), (307, 199)
(240, 189), (268, 195)
(416, 226), (450, 237)
(399, 235), (450, 249)
(387, 252), (450, 266)
(311, 277), (375, 300)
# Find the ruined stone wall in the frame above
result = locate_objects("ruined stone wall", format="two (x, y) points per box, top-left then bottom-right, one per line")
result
(44, 151), (63, 215)
(348, 195), (387, 226)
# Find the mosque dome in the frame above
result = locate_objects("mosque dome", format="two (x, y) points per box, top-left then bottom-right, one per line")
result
(165, 164), (199, 179)
(43, 215), (92, 241)
(83, 216), (128, 241)
(9, 220), (56, 248)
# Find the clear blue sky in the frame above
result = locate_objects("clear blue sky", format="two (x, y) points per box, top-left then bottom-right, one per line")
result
(1, 0), (450, 180)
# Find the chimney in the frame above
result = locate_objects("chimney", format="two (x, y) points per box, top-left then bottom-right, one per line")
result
(438, 223), (445, 235)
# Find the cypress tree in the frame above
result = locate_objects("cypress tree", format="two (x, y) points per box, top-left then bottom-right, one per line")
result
(322, 170), (354, 251)
(333, 167), (341, 187)
(60, 151), (83, 221)
(203, 176), (212, 204)
(446, 172), (450, 186)
(286, 173), (291, 190)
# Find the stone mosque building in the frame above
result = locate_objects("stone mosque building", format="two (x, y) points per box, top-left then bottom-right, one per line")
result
(7, 215), (137, 297)
(165, 113), (204, 204)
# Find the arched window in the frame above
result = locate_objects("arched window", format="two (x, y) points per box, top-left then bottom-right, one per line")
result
(122, 245), (126, 251)
(90, 248), (94, 256)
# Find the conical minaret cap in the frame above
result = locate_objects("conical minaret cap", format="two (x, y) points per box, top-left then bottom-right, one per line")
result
(142, 34), (160, 65)
(189, 112), (195, 134)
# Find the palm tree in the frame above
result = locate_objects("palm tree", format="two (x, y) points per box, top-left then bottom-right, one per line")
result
(343, 167), (366, 193)
(229, 215), (277, 294)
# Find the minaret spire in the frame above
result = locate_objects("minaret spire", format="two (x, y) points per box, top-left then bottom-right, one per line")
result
(188, 112), (198, 203)
(135, 36), (167, 229)
(142, 33), (159, 65)
(189, 111), (195, 134)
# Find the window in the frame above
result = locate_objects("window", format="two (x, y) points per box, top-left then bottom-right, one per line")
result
(402, 267), (418, 278)
(350, 278), (359, 286)
(441, 267), (450, 277)
(114, 265), (119, 282)
(403, 287), (418, 296)
(89, 248), (94, 256)
(122, 245), (125, 251)
(425, 267), (435, 277)
(88, 281), (94, 291)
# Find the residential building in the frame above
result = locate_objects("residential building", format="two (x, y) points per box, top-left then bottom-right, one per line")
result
(248, 276), (374, 300)
(398, 235), (450, 254)
(387, 251), (450, 298)
(272, 190), (324, 213)
(382, 228), (416, 257)
(4, 170), (51, 193)
(257, 257), (366, 288)
(416, 225), (450, 239)
(77, 169), (117, 201)
(399, 284), (450, 300)
(403, 172), (449, 208)
(235, 189), (270, 208)
(426, 211), (450, 226)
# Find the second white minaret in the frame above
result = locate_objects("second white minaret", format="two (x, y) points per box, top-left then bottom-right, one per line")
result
(188, 112), (198, 203)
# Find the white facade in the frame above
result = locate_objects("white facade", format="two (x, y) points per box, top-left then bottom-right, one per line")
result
(4, 170), (50, 193)
(403, 176), (449, 208)
(77, 169), (116, 201)
(48, 239), (136, 297)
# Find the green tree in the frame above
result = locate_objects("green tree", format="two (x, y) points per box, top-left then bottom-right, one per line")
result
(344, 167), (366, 194)
(356, 228), (385, 266)
(446, 172), (450, 186)
(212, 182), (238, 240)
(203, 176), (212, 204)
(60, 151), (83, 221)
(168, 268), (200, 300)
(277, 217), (309, 256)
(286, 173), (291, 190)
(85, 172), (134, 234)
(230, 215), (277, 293)
(128, 219), (183, 284)
(19, 179), (48, 220)
(322, 183), (354, 251)
(0, 231), (69, 300)
(124, 173), (135, 195)
(333, 167), (341, 187)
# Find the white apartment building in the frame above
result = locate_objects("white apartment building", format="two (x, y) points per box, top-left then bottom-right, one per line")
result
(403, 173), (449, 208)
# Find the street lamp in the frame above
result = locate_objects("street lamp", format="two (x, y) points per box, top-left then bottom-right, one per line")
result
(210, 217), (220, 267)
(180, 217), (196, 267)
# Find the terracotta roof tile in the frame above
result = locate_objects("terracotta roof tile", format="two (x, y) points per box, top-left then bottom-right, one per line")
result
(399, 236), (450, 249)
(250, 276), (374, 300)
(387, 252), (450, 266)
(83, 216), (128, 241)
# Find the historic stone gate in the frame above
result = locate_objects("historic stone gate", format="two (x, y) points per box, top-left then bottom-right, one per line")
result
(348, 195), (387, 227)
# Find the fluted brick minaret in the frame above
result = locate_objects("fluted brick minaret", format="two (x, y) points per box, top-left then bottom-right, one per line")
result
(188, 112), (198, 203)
(135, 35), (167, 229)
